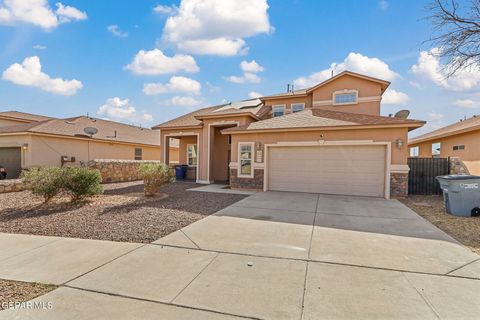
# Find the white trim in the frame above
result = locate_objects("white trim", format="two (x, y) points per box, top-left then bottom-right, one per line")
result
(332, 89), (359, 106)
(163, 132), (200, 183)
(272, 104), (286, 117)
(313, 95), (381, 107)
(186, 143), (198, 167)
(263, 140), (391, 199)
(291, 102), (305, 113)
(237, 142), (255, 178)
(391, 164), (410, 174)
(207, 120), (239, 183)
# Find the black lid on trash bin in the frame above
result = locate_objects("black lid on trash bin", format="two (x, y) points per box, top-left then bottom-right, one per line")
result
(436, 175), (480, 181)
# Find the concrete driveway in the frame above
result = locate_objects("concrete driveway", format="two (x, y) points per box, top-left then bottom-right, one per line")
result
(2, 192), (480, 319)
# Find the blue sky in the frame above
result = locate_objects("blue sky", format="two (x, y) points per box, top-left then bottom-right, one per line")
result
(1, 0), (478, 136)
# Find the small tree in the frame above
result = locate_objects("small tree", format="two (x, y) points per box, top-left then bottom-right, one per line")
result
(138, 163), (174, 196)
(21, 167), (63, 203)
(61, 167), (103, 202)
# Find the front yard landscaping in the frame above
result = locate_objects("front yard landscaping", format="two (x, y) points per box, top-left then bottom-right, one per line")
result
(0, 280), (56, 310)
(0, 181), (246, 243)
(401, 195), (480, 254)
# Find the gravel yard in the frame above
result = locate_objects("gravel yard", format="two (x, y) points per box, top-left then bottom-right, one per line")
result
(0, 280), (56, 310)
(0, 181), (247, 243)
(400, 195), (480, 254)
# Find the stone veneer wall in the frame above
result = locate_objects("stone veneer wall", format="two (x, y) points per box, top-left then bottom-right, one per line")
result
(450, 157), (469, 175)
(0, 179), (24, 193)
(84, 159), (162, 183)
(230, 168), (264, 190)
(390, 172), (408, 198)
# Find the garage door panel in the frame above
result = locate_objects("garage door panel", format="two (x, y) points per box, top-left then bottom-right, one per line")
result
(0, 147), (22, 179)
(268, 145), (386, 197)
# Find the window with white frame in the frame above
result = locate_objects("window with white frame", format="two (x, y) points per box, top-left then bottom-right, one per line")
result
(333, 90), (358, 105)
(453, 144), (465, 151)
(272, 105), (285, 117)
(291, 103), (305, 113)
(238, 143), (253, 177)
(432, 142), (441, 158)
(410, 146), (419, 157)
(187, 144), (198, 166)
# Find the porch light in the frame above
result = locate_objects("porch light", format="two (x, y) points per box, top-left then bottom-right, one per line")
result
(22, 143), (28, 150)
(395, 139), (404, 149)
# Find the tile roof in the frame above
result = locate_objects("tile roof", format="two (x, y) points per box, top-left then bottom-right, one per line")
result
(223, 109), (424, 133)
(153, 105), (222, 129)
(0, 111), (54, 122)
(409, 115), (480, 144)
(0, 116), (160, 146)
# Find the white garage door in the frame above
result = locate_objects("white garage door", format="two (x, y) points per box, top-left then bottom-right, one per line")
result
(267, 145), (386, 197)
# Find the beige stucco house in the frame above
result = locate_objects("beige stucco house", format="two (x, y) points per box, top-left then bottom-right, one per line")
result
(155, 71), (425, 198)
(0, 111), (163, 178)
(409, 115), (480, 175)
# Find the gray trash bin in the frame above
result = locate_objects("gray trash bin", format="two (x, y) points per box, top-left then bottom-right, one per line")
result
(436, 175), (480, 217)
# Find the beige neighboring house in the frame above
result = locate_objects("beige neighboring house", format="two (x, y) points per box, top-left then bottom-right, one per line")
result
(155, 71), (425, 198)
(0, 111), (162, 178)
(408, 115), (480, 175)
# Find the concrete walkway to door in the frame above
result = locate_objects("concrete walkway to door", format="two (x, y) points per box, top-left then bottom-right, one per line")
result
(2, 192), (480, 319)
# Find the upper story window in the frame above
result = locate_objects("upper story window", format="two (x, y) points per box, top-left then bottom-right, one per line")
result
(187, 144), (198, 166)
(333, 90), (358, 105)
(432, 142), (441, 158)
(410, 146), (419, 157)
(291, 103), (305, 113)
(272, 105), (285, 117)
(134, 148), (142, 160)
(453, 144), (465, 151)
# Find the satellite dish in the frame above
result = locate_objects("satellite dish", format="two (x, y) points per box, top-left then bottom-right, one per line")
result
(394, 109), (410, 119)
(83, 127), (98, 136)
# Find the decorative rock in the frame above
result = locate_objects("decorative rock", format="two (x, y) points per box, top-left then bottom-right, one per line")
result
(84, 159), (163, 184)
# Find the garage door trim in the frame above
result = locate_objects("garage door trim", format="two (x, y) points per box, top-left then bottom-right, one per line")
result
(263, 140), (391, 199)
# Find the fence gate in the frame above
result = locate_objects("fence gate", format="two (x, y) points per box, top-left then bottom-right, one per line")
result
(408, 157), (450, 195)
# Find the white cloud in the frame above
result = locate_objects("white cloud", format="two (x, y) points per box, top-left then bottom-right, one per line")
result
(167, 96), (202, 107)
(382, 89), (409, 105)
(107, 25), (128, 38)
(2, 56), (82, 95)
(153, 4), (177, 15)
(379, 0), (388, 11)
(55, 3), (87, 23)
(226, 60), (264, 84)
(97, 97), (153, 124)
(294, 52), (398, 88)
(453, 99), (479, 108)
(33, 44), (46, 50)
(0, 0), (86, 29)
(248, 91), (263, 98)
(161, 0), (272, 56)
(143, 76), (201, 95)
(411, 48), (480, 91)
(125, 49), (199, 75)
(240, 60), (264, 73)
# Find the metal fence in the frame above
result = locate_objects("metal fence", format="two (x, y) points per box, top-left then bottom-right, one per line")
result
(408, 157), (450, 195)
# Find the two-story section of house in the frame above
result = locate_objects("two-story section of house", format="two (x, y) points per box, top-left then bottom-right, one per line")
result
(154, 71), (424, 198)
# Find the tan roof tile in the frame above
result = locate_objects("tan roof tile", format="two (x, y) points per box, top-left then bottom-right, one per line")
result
(0, 111), (54, 122)
(409, 115), (480, 144)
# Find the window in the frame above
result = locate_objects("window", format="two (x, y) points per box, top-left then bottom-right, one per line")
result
(432, 142), (441, 158)
(291, 103), (305, 113)
(333, 90), (358, 105)
(410, 146), (419, 157)
(134, 148), (142, 160)
(238, 142), (253, 177)
(187, 144), (198, 166)
(453, 145), (465, 151)
(228, 135), (232, 145)
(272, 105), (285, 117)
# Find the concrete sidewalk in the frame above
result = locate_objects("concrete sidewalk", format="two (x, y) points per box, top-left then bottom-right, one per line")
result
(2, 192), (480, 319)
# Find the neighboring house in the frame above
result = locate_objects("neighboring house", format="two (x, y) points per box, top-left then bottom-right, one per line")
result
(408, 115), (480, 175)
(0, 111), (54, 127)
(155, 71), (424, 198)
(0, 113), (162, 178)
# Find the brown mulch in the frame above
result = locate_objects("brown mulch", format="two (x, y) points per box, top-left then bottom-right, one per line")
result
(0, 280), (56, 310)
(400, 195), (480, 254)
(0, 181), (247, 243)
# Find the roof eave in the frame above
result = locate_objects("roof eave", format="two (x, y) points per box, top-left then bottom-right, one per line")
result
(408, 124), (480, 145)
(194, 112), (260, 121)
(306, 71), (391, 94)
(259, 93), (309, 101)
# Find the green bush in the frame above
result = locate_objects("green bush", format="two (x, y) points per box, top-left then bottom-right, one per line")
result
(61, 167), (103, 201)
(138, 163), (174, 196)
(21, 167), (63, 203)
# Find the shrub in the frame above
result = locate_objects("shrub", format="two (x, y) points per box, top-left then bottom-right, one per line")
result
(61, 167), (103, 201)
(138, 163), (174, 196)
(21, 167), (63, 203)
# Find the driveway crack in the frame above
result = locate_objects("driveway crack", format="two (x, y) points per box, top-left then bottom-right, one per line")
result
(445, 257), (480, 275)
(180, 229), (201, 249)
(402, 272), (440, 319)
